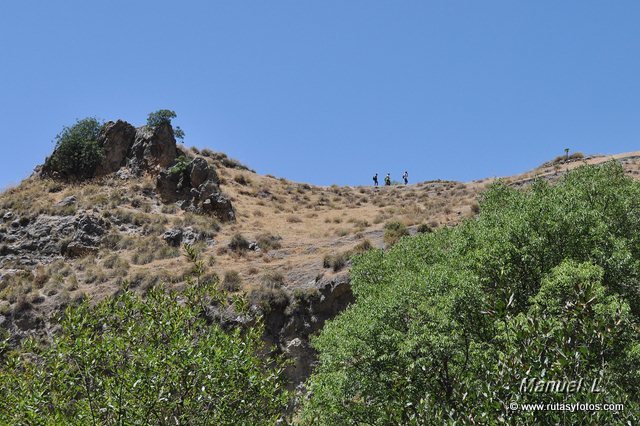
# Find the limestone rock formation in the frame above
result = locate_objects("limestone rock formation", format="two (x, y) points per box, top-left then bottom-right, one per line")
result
(162, 227), (204, 247)
(189, 157), (217, 188)
(0, 212), (110, 267)
(38, 117), (235, 220)
(129, 122), (177, 174)
(156, 156), (234, 222)
(201, 190), (235, 222)
(94, 120), (137, 176)
(63, 214), (110, 257)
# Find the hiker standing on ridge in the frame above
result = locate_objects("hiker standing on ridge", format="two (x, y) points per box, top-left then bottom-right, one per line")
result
(373, 173), (379, 187)
(385, 173), (391, 186)
(403, 171), (409, 185)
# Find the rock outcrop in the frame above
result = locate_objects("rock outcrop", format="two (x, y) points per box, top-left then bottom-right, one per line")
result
(129, 122), (177, 174)
(0, 212), (110, 267)
(202, 273), (353, 388)
(201, 190), (235, 222)
(162, 227), (205, 247)
(38, 117), (235, 220)
(189, 157), (216, 188)
(63, 214), (110, 257)
(156, 156), (235, 222)
(261, 274), (353, 387)
(94, 120), (137, 176)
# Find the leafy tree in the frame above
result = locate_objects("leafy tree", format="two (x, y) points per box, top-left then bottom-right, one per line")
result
(301, 162), (640, 424)
(147, 109), (185, 140)
(44, 117), (104, 178)
(0, 248), (289, 425)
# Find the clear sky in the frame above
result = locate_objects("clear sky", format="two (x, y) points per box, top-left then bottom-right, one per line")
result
(1, 1), (639, 188)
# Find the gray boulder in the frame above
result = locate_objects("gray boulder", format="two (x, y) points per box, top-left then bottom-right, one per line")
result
(162, 227), (202, 247)
(63, 214), (110, 257)
(94, 120), (136, 176)
(201, 191), (235, 222)
(155, 156), (233, 221)
(0, 213), (110, 265)
(162, 228), (184, 247)
(189, 157), (218, 187)
(56, 196), (77, 207)
(129, 122), (177, 174)
(156, 169), (182, 204)
(255, 274), (353, 387)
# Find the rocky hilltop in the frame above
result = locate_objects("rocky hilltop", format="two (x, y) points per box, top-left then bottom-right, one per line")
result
(2, 119), (640, 386)
(41, 119), (235, 221)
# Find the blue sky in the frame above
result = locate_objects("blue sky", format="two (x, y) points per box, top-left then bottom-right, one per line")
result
(1, 1), (639, 188)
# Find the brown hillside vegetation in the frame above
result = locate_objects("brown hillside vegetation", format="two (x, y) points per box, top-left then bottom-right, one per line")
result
(1, 147), (640, 330)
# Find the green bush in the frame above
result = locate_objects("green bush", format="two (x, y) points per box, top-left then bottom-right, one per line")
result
(147, 109), (185, 140)
(0, 278), (289, 424)
(301, 162), (640, 424)
(44, 117), (104, 179)
(168, 155), (191, 176)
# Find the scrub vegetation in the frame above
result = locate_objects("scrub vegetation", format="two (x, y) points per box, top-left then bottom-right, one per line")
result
(301, 162), (640, 424)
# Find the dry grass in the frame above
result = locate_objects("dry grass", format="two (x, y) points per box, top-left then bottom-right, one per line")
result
(3, 148), (636, 323)
(222, 270), (242, 292)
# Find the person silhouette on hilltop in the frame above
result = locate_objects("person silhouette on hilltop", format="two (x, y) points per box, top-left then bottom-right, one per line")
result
(385, 173), (391, 186)
(403, 171), (409, 185)
(373, 173), (379, 187)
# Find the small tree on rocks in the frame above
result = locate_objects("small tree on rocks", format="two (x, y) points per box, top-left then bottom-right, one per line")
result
(147, 109), (185, 140)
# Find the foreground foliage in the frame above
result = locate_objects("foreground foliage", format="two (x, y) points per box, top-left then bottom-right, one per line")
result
(301, 162), (640, 425)
(0, 276), (289, 424)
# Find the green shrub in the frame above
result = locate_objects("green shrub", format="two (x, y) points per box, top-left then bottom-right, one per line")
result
(147, 109), (184, 140)
(168, 155), (191, 176)
(301, 162), (640, 424)
(383, 220), (409, 246)
(0, 280), (289, 424)
(44, 117), (104, 179)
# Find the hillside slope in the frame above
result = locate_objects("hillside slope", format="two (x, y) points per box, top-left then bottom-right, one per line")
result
(1, 122), (639, 383)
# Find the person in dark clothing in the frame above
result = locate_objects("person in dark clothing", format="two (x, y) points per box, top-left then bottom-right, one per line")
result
(385, 173), (391, 186)
(373, 173), (379, 186)
(403, 171), (408, 185)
